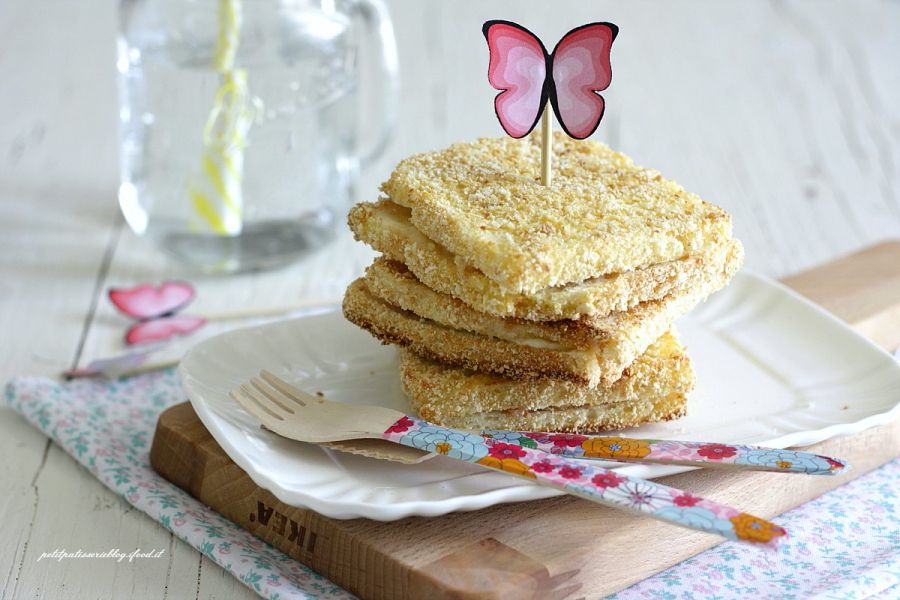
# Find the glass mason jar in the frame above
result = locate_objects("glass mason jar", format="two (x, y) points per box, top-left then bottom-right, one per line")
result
(117, 0), (397, 273)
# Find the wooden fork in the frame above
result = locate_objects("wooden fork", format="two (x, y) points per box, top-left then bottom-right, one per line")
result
(249, 375), (847, 476)
(230, 370), (787, 547)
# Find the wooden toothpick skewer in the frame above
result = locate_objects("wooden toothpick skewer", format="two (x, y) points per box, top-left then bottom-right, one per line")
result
(202, 300), (334, 322)
(540, 106), (552, 186)
(63, 300), (340, 380)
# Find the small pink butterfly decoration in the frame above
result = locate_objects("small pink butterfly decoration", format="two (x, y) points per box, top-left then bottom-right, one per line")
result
(108, 281), (206, 345)
(483, 20), (618, 139)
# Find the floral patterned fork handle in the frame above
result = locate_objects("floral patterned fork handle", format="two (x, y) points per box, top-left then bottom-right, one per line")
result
(384, 416), (786, 547)
(234, 374), (786, 548)
(481, 431), (848, 475)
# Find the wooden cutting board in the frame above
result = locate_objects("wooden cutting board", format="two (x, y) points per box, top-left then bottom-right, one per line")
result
(150, 241), (900, 600)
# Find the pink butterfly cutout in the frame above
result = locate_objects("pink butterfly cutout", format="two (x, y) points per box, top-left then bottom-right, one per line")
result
(108, 281), (206, 345)
(483, 20), (618, 139)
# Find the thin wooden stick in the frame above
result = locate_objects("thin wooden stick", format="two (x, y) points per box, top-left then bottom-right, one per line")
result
(62, 357), (181, 380)
(63, 300), (340, 379)
(202, 299), (336, 322)
(118, 358), (181, 378)
(540, 107), (552, 186)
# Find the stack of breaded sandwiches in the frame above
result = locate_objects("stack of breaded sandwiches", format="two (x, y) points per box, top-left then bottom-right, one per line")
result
(343, 134), (743, 433)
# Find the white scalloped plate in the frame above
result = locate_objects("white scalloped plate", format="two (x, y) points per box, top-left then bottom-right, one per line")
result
(179, 272), (900, 520)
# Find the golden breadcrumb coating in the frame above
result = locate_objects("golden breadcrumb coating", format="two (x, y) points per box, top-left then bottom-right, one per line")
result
(382, 133), (732, 294)
(398, 330), (693, 417)
(354, 248), (738, 385)
(408, 387), (689, 433)
(349, 199), (737, 321)
(343, 278), (598, 384)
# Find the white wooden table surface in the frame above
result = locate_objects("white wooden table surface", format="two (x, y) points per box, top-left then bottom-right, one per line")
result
(2, 1), (898, 598)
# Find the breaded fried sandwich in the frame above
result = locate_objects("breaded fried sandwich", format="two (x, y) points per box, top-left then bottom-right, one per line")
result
(343, 134), (743, 432)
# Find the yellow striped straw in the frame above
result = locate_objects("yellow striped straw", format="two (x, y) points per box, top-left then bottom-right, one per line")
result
(188, 0), (259, 236)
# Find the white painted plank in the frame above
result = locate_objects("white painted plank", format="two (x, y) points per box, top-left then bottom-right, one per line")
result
(0, 0), (124, 595)
(0, 196), (119, 600)
(11, 450), (170, 599)
(0, 0), (252, 597)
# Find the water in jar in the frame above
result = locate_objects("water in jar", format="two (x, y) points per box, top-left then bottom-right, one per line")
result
(118, 3), (359, 272)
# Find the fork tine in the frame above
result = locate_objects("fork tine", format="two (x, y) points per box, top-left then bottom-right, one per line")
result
(259, 370), (314, 407)
(234, 383), (286, 421)
(230, 389), (270, 421)
(249, 378), (296, 414)
(233, 371), (406, 444)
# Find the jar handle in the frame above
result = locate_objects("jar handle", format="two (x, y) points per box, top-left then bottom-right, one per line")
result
(350, 0), (399, 168)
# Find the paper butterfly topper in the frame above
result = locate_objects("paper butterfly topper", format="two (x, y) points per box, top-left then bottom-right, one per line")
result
(483, 20), (618, 139)
(108, 281), (206, 345)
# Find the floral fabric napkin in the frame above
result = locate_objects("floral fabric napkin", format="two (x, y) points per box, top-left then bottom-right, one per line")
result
(5, 369), (899, 600)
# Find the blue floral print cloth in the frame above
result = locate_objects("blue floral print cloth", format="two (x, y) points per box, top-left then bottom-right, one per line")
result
(5, 369), (899, 600)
